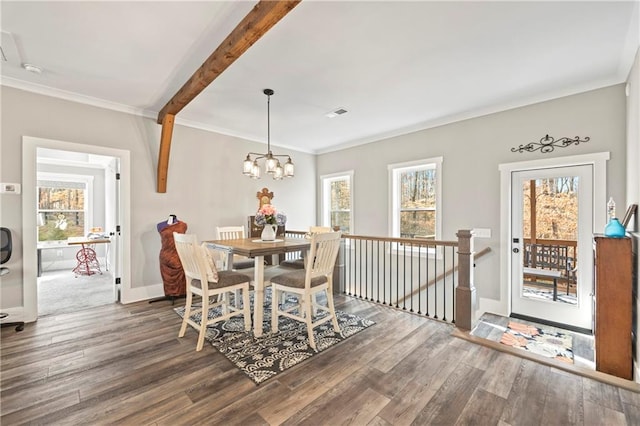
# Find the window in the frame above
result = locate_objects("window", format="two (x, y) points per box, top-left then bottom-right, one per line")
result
(321, 171), (353, 233)
(389, 157), (442, 239)
(37, 173), (93, 242)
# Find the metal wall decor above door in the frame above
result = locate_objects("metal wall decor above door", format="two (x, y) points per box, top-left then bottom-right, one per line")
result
(511, 134), (590, 154)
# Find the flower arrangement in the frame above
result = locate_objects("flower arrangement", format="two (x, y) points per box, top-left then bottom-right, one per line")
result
(255, 204), (286, 226)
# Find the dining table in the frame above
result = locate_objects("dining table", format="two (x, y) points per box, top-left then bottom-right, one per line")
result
(203, 237), (311, 337)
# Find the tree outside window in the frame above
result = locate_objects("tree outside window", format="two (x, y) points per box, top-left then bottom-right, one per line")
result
(321, 172), (353, 233)
(37, 178), (88, 241)
(390, 158), (442, 239)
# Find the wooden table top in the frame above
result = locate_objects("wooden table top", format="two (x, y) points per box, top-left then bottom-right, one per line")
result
(67, 237), (111, 246)
(203, 237), (310, 258)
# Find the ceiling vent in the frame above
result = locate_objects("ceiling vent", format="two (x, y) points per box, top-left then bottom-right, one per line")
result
(325, 108), (348, 118)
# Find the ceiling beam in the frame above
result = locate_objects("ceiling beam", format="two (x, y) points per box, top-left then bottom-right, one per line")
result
(155, 0), (300, 192)
(156, 0), (301, 123)
(157, 114), (175, 193)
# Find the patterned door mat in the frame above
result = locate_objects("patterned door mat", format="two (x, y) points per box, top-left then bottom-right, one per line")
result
(500, 321), (573, 363)
(174, 291), (375, 384)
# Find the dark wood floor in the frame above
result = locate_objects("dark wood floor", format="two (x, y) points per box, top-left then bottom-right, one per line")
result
(2, 295), (640, 425)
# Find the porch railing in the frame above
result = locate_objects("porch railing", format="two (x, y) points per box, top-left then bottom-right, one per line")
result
(285, 229), (481, 329)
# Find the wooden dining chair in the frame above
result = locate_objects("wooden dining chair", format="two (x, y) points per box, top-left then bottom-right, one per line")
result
(270, 231), (342, 350)
(280, 226), (333, 270)
(215, 226), (254, 270)
(173, 233), (252, 351)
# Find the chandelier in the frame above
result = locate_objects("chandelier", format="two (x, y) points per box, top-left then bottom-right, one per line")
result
(242, 89), (294, 180)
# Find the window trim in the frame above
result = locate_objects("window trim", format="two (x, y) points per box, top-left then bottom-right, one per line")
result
(37, 172), (94, 242)
(320, 170), (354, 234)
(388, 157), (443, 240)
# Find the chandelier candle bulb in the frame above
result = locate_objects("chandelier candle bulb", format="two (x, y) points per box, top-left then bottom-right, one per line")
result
(242, 89), (295, 180)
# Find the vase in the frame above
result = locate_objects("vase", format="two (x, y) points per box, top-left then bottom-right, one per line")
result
(261, 224), (277, 241)
(604, 218), (626, 238)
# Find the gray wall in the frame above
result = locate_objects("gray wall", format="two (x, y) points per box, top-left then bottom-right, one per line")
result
(317, 84), (628, 301)
(0, 83), (630, 310)
(0, 86), (316, 309)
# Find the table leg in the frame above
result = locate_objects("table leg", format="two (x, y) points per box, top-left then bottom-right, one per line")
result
(253, 255), (265, 337)
(553, 278), (558, 301)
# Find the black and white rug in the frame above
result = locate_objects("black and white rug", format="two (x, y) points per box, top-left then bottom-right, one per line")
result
(174, 290), (375, 384)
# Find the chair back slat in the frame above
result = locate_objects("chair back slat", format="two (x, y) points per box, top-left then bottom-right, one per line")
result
(307, 232), (342, 281)
(216, 226), (245, 240)
(309, 226), (332, 234)
(173, 233), (209, 286)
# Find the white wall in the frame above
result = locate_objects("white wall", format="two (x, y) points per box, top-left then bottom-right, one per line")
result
(317, 84), (628, 301)
(0, 86), (316, 310)
(626, 46), (640, 379)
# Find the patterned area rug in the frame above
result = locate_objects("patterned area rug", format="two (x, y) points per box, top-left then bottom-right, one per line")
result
(174, 290), (375, 384)
(500, 321), (574, 364)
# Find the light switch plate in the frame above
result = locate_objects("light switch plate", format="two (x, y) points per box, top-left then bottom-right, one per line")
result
(0, 183), (21, 194)
(473, 228), (491, 238)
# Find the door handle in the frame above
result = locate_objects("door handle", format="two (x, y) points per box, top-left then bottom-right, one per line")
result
(512, 248), (520, 253)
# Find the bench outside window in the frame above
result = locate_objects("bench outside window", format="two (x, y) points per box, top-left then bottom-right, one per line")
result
(523, 242), (577, 301)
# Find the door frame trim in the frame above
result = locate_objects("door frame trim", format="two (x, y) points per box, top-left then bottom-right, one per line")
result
(484, 152), (610, 319)
(22, 136), (131, 322)
(509, 164), (594, 329)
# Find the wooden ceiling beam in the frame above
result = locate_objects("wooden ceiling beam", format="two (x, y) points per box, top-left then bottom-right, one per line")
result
(157, 114), (175, 193)
(156, 0), (301, 123)
(155, 0), (300, 192)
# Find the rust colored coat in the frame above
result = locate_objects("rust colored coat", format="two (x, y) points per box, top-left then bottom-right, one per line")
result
(158, 221), (188, 296)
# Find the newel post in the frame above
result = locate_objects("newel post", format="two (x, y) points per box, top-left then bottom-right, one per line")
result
(455, 229), (477, 330)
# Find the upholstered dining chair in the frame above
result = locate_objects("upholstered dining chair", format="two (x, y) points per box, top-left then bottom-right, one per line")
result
(173, 233), (252, 351)
(270, 231), (342, 350)
(215, 226), (254, 270)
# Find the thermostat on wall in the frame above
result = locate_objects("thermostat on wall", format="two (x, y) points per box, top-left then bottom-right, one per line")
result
(0, 183), (21, 194)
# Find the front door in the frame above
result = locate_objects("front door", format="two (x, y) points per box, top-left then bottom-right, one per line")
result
(511, 165), (593, 331)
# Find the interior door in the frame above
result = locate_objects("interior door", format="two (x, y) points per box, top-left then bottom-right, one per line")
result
(511, 165), (593, 331)
(105, 157), (121, 301)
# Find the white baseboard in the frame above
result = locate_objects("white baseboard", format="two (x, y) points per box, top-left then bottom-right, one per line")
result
(478, 297), (508, 319)
(0, 306), (26, 323)
(121, 283), (165, 304)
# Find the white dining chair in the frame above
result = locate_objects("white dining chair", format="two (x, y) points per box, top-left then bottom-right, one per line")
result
(215, 226), (254, 270)
(174, 232), (252, 351)
(280, 226), (333, 270)
(270, 231), (342, 350)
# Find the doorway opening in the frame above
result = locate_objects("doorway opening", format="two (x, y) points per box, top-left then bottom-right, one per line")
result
(36, 149), (118, 316)
(498, 152), (609, 333)
(22, 136), (131, 323)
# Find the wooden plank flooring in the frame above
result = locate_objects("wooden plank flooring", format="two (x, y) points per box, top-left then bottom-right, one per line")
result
(2, 295), (640, 425)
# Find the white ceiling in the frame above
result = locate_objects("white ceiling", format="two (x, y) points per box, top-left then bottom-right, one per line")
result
(2, 1), (639, 154)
